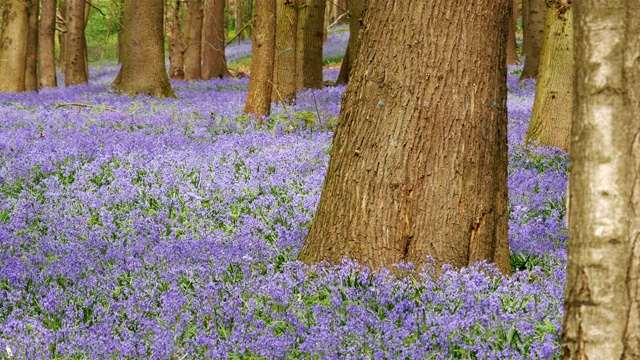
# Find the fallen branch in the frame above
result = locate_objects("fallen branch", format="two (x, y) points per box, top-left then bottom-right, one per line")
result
(55, 102), (119, 113)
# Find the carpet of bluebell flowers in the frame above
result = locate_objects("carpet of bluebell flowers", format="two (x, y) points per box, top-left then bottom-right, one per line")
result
(0, 29), (567, 359)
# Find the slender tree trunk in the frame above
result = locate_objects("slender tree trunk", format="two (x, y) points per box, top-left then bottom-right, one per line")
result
(519, 0), (545, 81)
(184, 0), (203, 80)
(24, 0), (39, 91)
(202, 0), (230, 80)
(64, 0), (88, 86)
(0, 0), (30, 93)
(295, 0), (325, 89)
(335, 0), (362, 85)
(112, 0), (174, 97)
(58, 0), (67, 68)
(298, 0), (512, 274)
(166, 0), (185, 80)
(524, 0), (572, 152)
(38, 0), (57, 87)
(271, 0), (297, 103)
(234, 0), (244, 41)
(506, 0), (520, 64)
(563, 2), (640, 358)
(244, 0), (275, 118)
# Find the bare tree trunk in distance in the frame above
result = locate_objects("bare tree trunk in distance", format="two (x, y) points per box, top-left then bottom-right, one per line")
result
(166, 0), (185, 80)
(58, 0), (67, 68)
(298, 0), (512, 274)
(506, 0), (520, 64)
(519, 0), (545, 81)
(39, 0), (57, 87)
(0, 0), (30, 93)
(335, 0), (362, 85)
(524, 0), (572, 152)
(112, 0), (174, 97)
(184, 0), (203, 80)
(271, 0), (297, 103)
(295, 0), (325, 89)
(244, 0), (275, 118)
(64, 0), (88, 86)
(202, 0), (231, 80)
(563, 2), (640, 358)
(25, 0), (39, 91)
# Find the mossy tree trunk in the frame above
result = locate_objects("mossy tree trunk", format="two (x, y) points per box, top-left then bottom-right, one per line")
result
(38, 0), (57, 88)
(563, 2), (640, 358)
(166, 0), (185, 80)
(0, 0), (30, 93)
(524, 0), (572, 152)
(295, 0), (324, 89)
(202, 0), (231, 80)
(519, 0), (545, 81)
(112, 0), (174, 97)
(298, 0), (512, 274)
(271, 0), (297, 103)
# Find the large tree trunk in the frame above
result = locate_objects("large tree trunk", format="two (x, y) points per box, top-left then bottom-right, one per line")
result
(38, 0), (57, 87)
(64, 0), (88, 86)
(244, 0), (275, 118)
(506, 0), (520, 64)
(0, 0), (30, 93)
(112, 0), (174, 97)
(202, 0), (230, 80)
(271, 0), (297, 103)
(24, 0), (39, 92)
(335, 0), (362, 85)
(562, 2), (640, 358)
(184, 0), (203, 80)
(298, 0), (512, 274)
(524, 0), (572, 152)
(519, 0), (545, 81)
(295, 0), (325, 89)
(166, 0), (185, 80)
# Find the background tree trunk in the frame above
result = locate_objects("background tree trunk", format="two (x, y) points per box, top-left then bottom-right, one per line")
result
(298, 0), (511, 274)
(244, 0), (275, 117)
(0, 0), (30, 93)
(166, 0), (185, 80)
(295, 0), (325, 89)
(335, 0), (362, 85)
(24, 0), (39, 91)
(524, 0), (572, 152)
(184, 0), (203, 80)
(563, 2), (640, 358)
(38, 0), (57, 87)
(271, 0), (297, 103)
(112, 0), (174, 97)
(58, 0), (67, 68)
(234, 0), (246, 41)
(506, 0), (520, 64)
(64, 0), (88, 86)
(202, 0), (230, 80)
(519, 0), (545, 81)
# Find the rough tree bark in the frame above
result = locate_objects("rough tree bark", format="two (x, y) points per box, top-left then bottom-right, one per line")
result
(562, 1), (640, 358)
(0, 0), (30, 93)
(244, 0), (275, 117)
(58, 0), (67, 68)
(202, 0), (230, 80)
(24, 0), (38, 91)
(295, 0), (325, 89)
(524, 0), (572, 152)
(38, 0), (57, 88)
(271, 0), (297, 103)
(298, 0), (512, 274)
(111, 0), (174, 97)
(166, 0), (185, 80)
(519, 0), (545, 81)
(184, 0), (203, 80)
(64, 0), (88, 86)
(335, 0), (362, 85)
